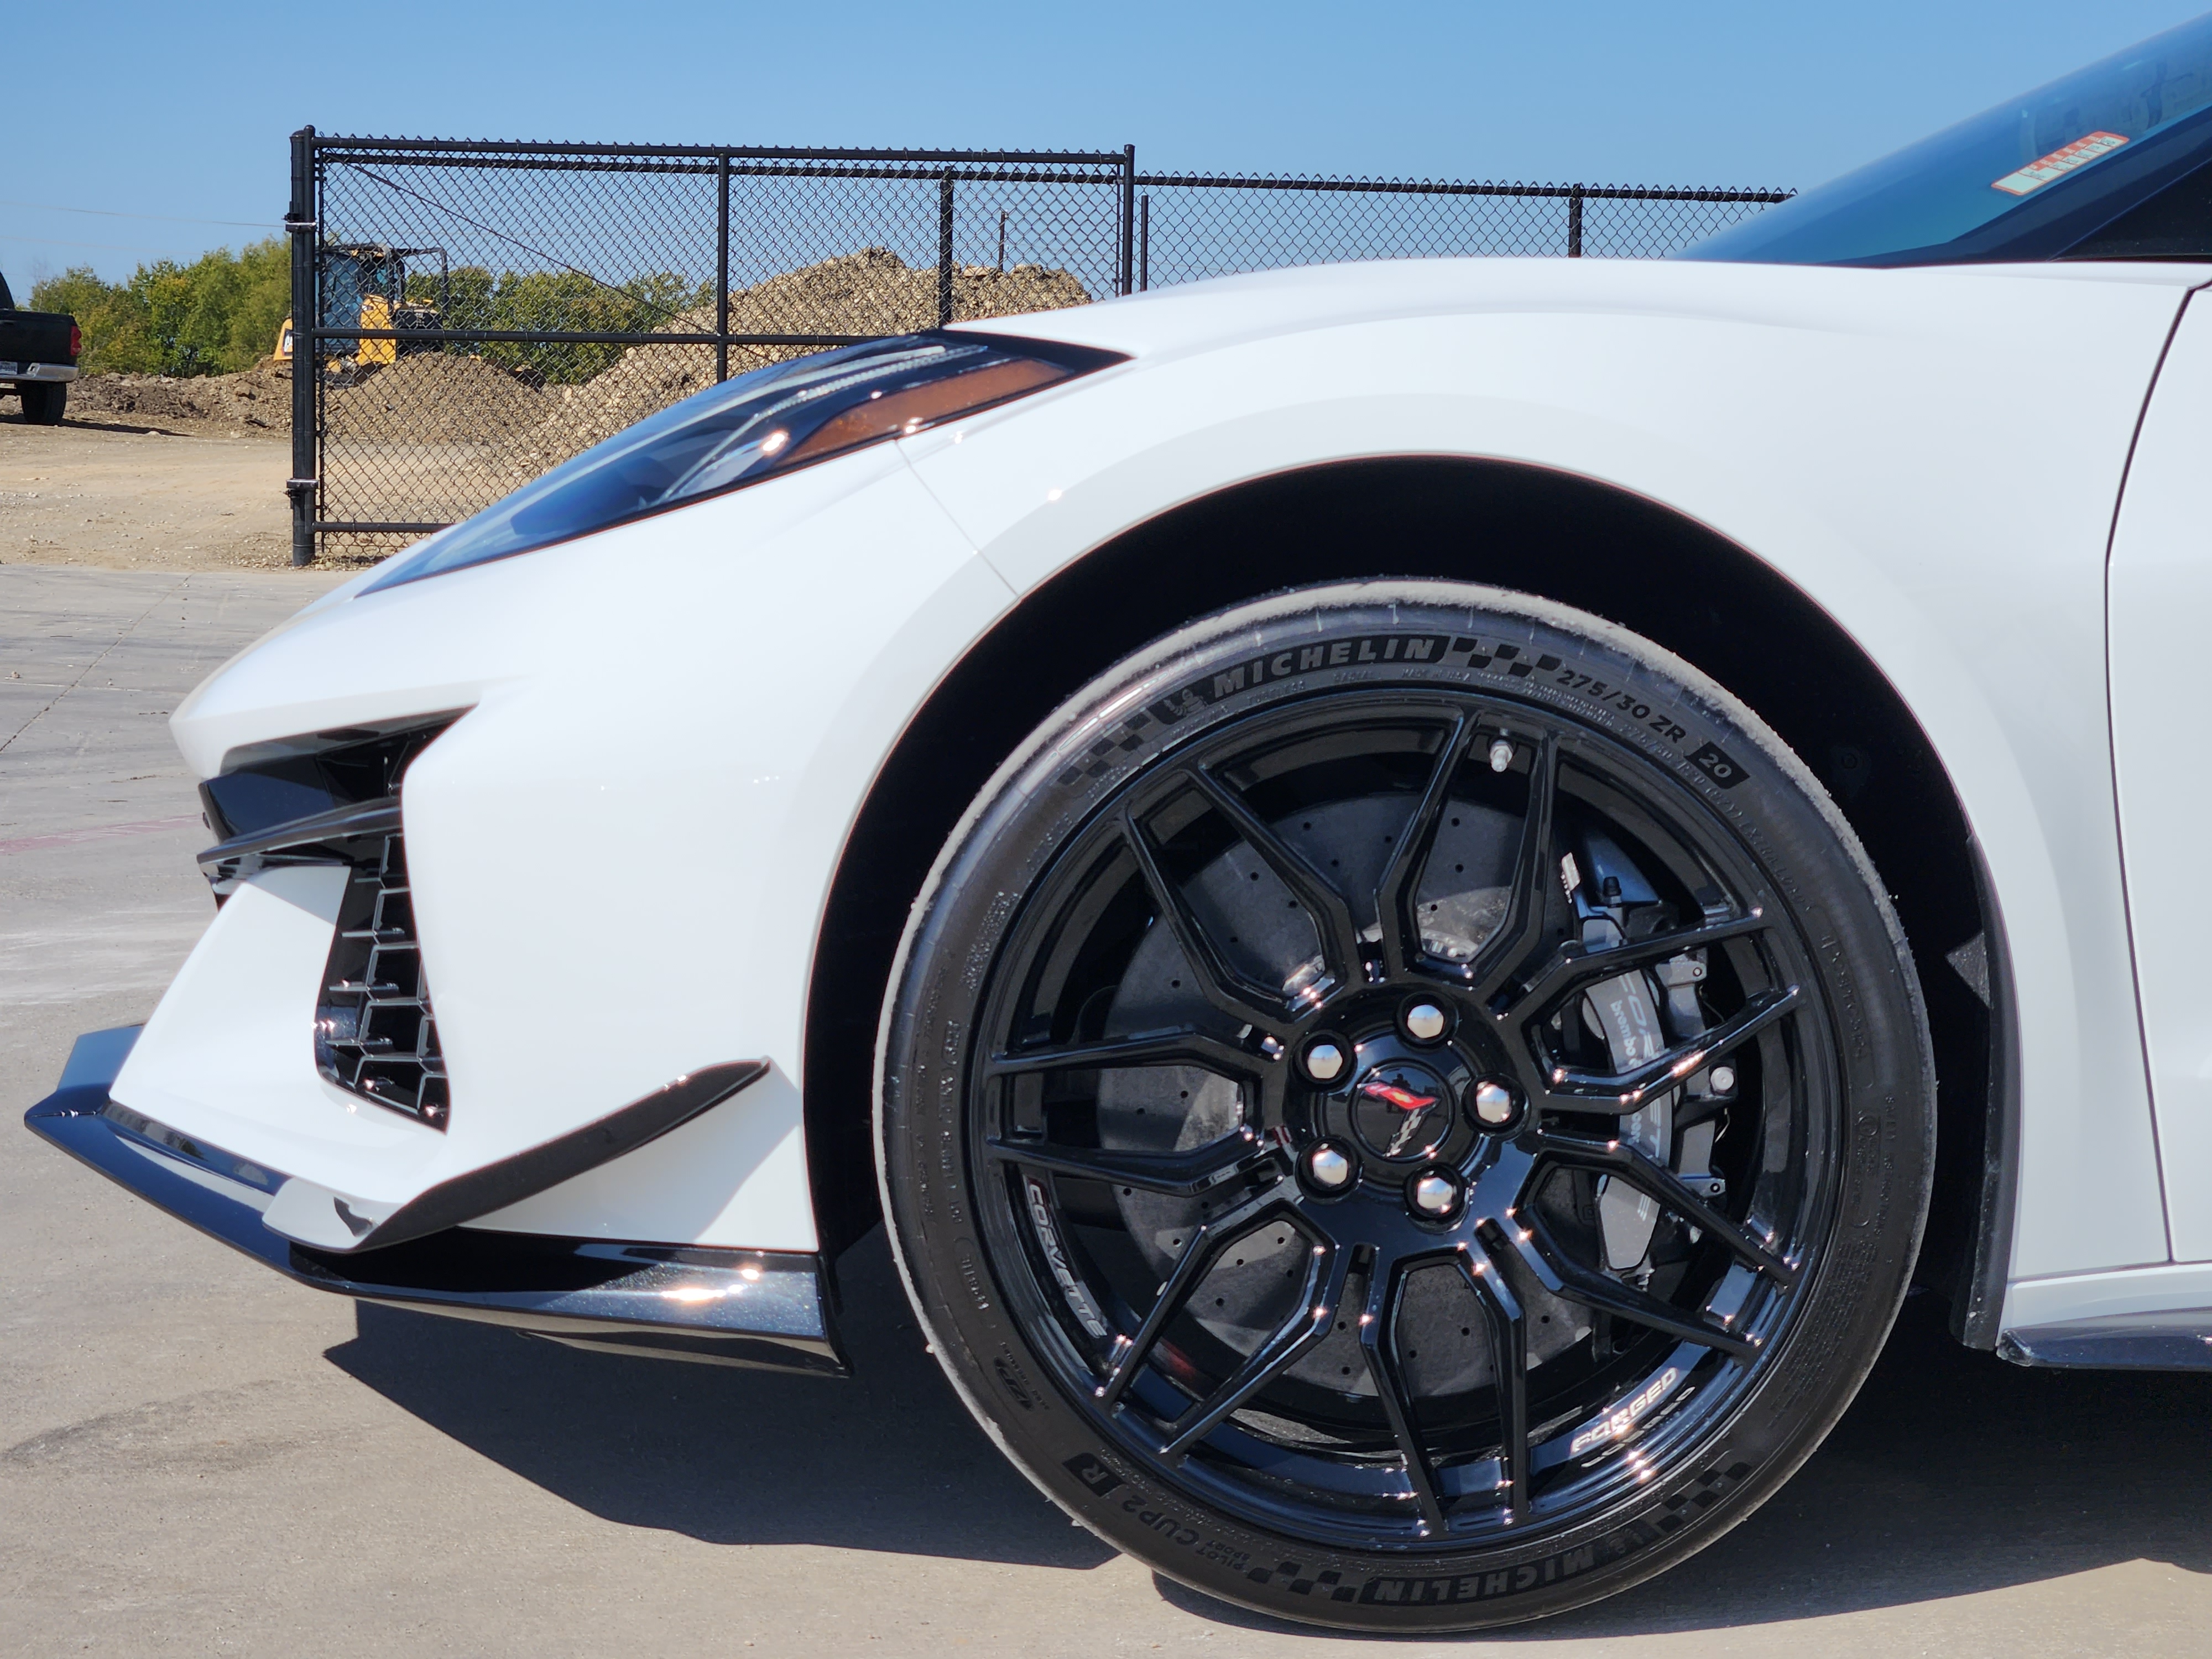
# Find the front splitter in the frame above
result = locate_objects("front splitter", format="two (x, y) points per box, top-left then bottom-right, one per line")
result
(24, 1027), (848, 1377)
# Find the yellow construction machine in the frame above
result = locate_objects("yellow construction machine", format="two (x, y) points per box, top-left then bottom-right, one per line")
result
(276, 244), (448, 371)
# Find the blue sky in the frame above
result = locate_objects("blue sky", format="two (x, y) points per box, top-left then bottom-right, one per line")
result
(6, 1), (2206, 285)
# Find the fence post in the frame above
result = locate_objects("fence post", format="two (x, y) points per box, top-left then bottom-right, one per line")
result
(1119, 144), (1137, 296)
(1140, 194), (1150, 291)
(936, 171), (956, 327)
(286, 126), (317, 567)
(716, 153), (731, 382)
(1567, 185), (1584, 258)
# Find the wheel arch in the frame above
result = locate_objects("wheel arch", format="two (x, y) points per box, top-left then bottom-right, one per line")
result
(804, 456), (2014, 1344)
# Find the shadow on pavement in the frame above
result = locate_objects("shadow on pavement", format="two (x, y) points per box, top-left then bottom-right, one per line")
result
(325, 1227), (1114, 1570)
(1155, 1289), (2212, 1636)
(333, 1237), (2211, 1611)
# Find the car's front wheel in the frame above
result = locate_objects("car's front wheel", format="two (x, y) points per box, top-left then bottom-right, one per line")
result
(878, 582), (1932, 1631)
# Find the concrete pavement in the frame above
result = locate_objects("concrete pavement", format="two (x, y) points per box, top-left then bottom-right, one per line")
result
(2, 564), (2206, 1657)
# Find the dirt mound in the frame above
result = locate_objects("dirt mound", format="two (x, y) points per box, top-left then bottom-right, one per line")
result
(67, 363), (293, 437)
(323, 353), (552, 446)
(517, 248), (1090, 471)
(60, 249), (1089, 468)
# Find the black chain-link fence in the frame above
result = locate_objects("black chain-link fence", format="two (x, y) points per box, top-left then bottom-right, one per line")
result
(286, 132), (1787, 564)
(1133, 176), (1787, 282)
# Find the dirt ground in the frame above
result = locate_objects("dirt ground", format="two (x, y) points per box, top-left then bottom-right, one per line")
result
(0, 415), (311, 572)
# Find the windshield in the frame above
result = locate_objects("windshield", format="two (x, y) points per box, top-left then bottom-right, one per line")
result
(1685, 13), (2212, 267)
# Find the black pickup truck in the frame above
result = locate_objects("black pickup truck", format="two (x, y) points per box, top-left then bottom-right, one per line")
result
(1, 268), (80, 425)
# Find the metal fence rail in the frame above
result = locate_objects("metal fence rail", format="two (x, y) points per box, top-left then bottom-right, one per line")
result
(1132, 176), (1788, 284)
(286, 129), (1787, 564)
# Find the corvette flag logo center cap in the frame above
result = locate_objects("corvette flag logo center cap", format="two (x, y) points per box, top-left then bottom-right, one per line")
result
(1350, 1062), (1455, 1163)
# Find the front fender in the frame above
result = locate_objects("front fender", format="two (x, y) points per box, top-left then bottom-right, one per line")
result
(903, 264), (2185, 1282)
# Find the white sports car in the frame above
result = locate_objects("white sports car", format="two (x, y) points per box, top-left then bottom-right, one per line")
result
(31, 17), (2212, 1630)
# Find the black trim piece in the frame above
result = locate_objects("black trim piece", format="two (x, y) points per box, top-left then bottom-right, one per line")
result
(351, 1060), (771, 1250)
(200, 712), (465, 848)
(211, 710), (471, 789)
(197, 796), (402, 873)
(1998, 1316), (2212, 1372)
(1952, 835), (2021, 1350)
(23, 1058), (843, 1376)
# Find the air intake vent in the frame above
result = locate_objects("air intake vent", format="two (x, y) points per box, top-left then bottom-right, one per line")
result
(315, 832), (448, 1128)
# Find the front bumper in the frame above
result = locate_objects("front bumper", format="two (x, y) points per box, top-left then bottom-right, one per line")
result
(27, 1027), (848, 1376)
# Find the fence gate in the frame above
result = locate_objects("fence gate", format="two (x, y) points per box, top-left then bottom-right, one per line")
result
(285, 129), (1785, 565)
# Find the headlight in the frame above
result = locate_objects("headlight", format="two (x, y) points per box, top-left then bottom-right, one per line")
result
(364, 331), (1124, 591)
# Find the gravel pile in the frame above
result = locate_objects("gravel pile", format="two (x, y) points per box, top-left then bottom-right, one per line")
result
(66, 353), (550, 446)
(516, 248), (1089, 471)
(323, 353), (552, 445)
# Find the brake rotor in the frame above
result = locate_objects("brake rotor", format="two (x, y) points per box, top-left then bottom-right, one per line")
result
(1094, 794), (1593, 1401)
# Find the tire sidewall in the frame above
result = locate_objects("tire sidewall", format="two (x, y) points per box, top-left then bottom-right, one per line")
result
(878, 582), (1933, 1631)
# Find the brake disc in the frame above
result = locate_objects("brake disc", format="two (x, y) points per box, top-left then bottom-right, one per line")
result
(1095, 794), (1592, 1401)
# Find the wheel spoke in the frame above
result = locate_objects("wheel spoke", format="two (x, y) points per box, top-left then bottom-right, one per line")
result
(1530, 1130), (1798, 1285)
(1494, 1215), (1759, 1361)
(985, 1026), (1265, 1080)
(1358, 1254), (1450, 1532)
(1159, 1240), (1350, 1460)
(1182, 766), (1366, 995)
(1464, 732), (1563, 1000)
(985, 1130), (1281, 1199)
(1536, 985), (1801, 1112)
(1097, 1190), (1288, 1406)
(1120, 814), (1284, 1029)
(1374, 713), (1478, 979)
(1505, 910), (1771, 1020)
(1457, 1247), (1530, 1517)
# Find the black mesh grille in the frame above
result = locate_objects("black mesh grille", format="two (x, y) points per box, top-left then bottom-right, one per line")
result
(315, 832), (449, 1128)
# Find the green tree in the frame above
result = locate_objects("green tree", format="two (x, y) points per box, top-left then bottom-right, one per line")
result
(31, 246), (705, 383)
(29, 266), (156, 373)
(27, 239), (291, 376)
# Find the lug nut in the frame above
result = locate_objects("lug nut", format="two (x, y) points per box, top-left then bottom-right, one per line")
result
(1303, 1040), (1348, 1084)
(1403, 1002), (1449, 1042)
(1710, 1065), (1737, 1094)
(1410, 1169), (1461, 1218)
(1304, 1142), (1354, 1192)
(1472, 1079), (1516, 1128)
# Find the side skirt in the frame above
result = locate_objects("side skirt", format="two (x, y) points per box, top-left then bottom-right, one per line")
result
(1997, 1316), (2212, 1372)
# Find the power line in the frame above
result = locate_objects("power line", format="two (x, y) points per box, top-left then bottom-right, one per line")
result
(0, 197), (275, 228)
(0, 231), (218, 255)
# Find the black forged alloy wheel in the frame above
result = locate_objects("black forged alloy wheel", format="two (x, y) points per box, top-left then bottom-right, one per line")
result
(879, 583), (1933, 1631)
